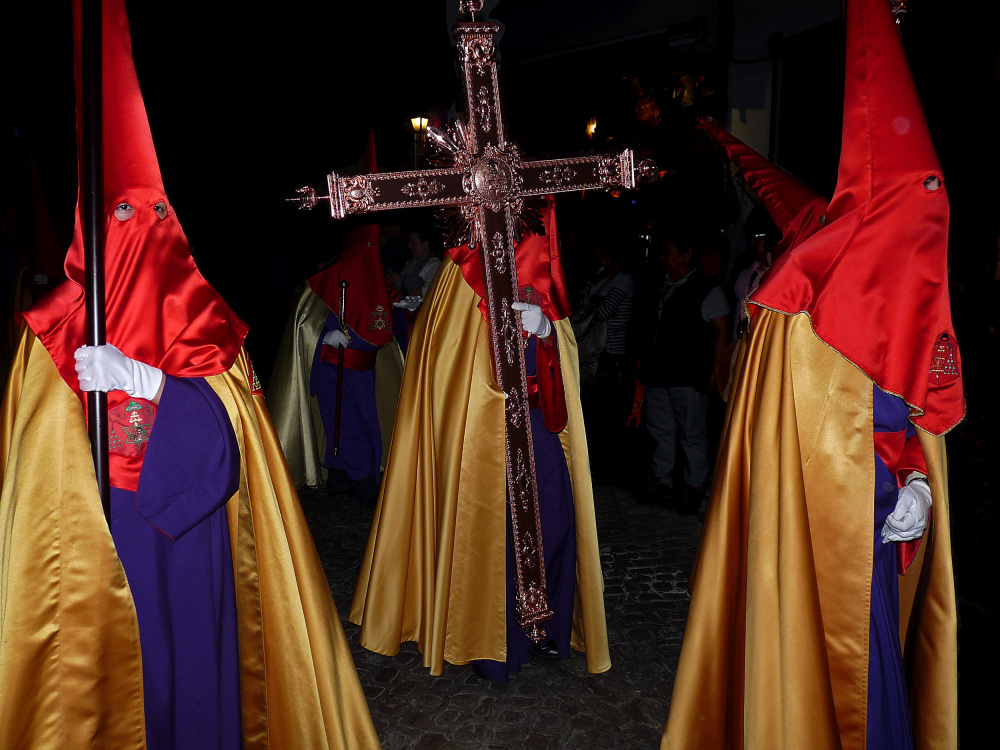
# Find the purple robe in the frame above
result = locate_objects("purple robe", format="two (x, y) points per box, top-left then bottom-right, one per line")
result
(311, 312), (383, 482)
(110, 376), (241, 750)
(869, 386), (917, 750)
(475, 337), (577, 682)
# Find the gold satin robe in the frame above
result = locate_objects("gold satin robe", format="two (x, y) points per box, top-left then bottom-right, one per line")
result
(349, 256), (610, 676)
(661, 309), (957, 750)
(0, 327), (380, 749)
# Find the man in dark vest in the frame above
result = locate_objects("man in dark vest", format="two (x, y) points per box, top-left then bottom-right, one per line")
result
(640, 225), (729, 512)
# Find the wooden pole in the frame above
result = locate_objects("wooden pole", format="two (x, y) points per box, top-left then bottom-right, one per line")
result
(82, 0), (111, 523)
(332, 280), (349, 457)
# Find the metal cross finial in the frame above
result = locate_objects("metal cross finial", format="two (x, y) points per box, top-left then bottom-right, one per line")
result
(460, 0), (484, 20)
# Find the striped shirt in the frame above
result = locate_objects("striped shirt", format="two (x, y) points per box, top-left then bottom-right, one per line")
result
(580, 267), (635, 356)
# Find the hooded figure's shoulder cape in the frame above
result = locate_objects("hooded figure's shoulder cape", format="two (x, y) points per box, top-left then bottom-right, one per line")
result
(348, 255), (609, 676)
(0, 327), (380, 749)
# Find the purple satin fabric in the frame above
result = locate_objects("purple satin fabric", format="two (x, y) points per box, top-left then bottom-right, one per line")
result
(311, 313), (382, 481)
(392, 305), (410, 357)
(868, 386), (916, 750)
(475, 338), (577, 682)
(110, 376), (241, 750)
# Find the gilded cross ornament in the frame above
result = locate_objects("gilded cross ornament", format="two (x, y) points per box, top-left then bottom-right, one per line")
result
(291, 1), (654, 641)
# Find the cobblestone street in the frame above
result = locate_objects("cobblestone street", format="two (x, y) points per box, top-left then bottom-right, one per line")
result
(302, 481), (701, 750)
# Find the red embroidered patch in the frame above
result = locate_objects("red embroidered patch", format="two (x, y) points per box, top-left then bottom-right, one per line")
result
(108, 399), (156, 457)
(369, 304), (389, 332)
(928, 332), (959, 386)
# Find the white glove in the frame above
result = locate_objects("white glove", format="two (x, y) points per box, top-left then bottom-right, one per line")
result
(322, 329), (350, 348)
(392, 295), (423, 310)
(881, 477), (933, 543)
(511, 302), (552, 339)
(74, 344), (163, 401)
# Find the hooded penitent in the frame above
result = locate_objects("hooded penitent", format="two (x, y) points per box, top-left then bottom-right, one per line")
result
(661, 2), (958, 748)
(1, 2), (379, 747)
(699, 116), (829, 257)
(749, 0), (964, 436)
(19, 0), (248, 490)
(267, 131), (406, 490)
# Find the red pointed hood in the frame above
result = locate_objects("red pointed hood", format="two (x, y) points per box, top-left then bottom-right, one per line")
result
(307, 132), (391, 346)
(21, 0), (248, 390)
(699, 116), (828, 255)
(446, 196), (572, 323)
(751, 0), (963, 435)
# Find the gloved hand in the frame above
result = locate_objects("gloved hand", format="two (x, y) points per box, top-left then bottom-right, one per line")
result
(322, 329), (350, 348)
(881, 477), (933, 543)
(511, 302), (552, 339)
(74, 344), (163, 401)
(392, 295), (423, 310)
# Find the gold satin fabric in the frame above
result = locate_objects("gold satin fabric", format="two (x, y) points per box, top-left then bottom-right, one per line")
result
(1, 326), (379, 749)
(268, 285), (404, 488)
(661, 309), (956, 750)
(1, 331), (146, 748)
(349, 256), (609, 675)
(268, 286), (329, 488)
(209, 351), (379, 749)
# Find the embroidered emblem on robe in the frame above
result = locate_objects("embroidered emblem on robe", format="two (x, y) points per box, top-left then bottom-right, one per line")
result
(369, 304), (389, 332)
(928, 332), (959, 386)
(109, 399), (156, 457)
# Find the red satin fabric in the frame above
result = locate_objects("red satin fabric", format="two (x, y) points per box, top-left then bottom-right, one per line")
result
(446, 196), (572, 324)
(307, 223), (393, 348)
(319, 344), (378, 370)
(897, 512), (927, 575)
(20, 0), (248, 490)
(535, 337), (568, 432)
(23, 189), (247, 390)
(699, 117), (829, 257)
(873, 430), (929, 575)
(750, 0), (964, 436)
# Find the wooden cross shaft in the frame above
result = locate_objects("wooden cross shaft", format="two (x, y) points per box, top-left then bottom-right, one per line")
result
(294, 11), (651, 642)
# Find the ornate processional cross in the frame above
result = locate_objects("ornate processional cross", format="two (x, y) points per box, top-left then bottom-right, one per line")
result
(293, 0), (653, 641)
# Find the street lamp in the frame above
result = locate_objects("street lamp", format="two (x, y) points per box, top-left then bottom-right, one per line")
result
(411, 116), (428, 169)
